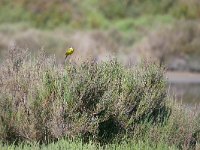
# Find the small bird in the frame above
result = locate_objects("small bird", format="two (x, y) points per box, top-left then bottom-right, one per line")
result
(65, 47), (74, 60)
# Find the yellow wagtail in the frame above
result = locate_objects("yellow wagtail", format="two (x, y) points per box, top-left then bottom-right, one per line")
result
(65, 47), (74, 60)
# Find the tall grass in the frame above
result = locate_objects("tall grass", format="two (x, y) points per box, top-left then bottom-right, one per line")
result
(0, 138), (178, 150)
(0, 48), (200, 149)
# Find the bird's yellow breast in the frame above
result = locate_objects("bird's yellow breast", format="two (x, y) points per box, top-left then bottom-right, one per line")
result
(66, 47), (74, 56)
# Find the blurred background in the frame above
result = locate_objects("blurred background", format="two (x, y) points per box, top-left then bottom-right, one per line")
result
(0, 0), (200, 105)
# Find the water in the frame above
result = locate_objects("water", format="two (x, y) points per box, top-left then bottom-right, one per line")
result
(168, 83), (200, 105)
(166, 72), (200, 106)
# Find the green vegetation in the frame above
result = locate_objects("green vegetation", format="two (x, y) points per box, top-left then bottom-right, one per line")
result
(0, 49), (200, 149)
(0, 139), (178, 150)
(0, 0), (199, 29)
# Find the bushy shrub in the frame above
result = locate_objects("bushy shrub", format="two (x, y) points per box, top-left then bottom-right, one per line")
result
(0, 48), (171, 144)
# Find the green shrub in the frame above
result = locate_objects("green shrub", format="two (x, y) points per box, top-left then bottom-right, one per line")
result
(0, 48), (170, 144)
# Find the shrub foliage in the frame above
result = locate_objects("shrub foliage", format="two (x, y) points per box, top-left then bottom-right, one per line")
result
(0, 48), (170, 144)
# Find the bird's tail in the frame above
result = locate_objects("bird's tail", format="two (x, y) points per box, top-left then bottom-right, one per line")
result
(64, 55), (68, 63)
(65, 55), (68, 60)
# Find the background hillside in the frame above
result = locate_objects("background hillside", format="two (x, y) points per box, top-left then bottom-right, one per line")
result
(0, 0), (200, 71)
